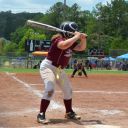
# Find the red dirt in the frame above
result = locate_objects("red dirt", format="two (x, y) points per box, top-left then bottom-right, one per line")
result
(0, 72), (128, 128)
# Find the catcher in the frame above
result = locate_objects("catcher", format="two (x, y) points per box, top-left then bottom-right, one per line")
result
(37, 21), (87, 124)
(71, 61), (88, 77)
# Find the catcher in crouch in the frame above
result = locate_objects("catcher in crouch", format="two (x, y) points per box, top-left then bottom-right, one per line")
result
(37, 21), (87, 124)
(71, 61), (88, 77)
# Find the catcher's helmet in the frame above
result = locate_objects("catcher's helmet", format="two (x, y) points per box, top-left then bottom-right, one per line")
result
(60, 21), (78, 38)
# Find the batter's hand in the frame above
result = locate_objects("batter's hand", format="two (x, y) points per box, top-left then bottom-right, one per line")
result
(74, 31), (81, 39)
(80, 33), (87, 40)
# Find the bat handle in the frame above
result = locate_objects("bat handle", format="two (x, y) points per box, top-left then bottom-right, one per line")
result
(66, 31), (88, 38)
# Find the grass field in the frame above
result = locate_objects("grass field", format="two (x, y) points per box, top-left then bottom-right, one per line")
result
(0, 67), (128, 74)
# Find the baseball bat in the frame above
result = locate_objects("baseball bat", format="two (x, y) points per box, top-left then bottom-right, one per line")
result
(26, 20), (74, 35)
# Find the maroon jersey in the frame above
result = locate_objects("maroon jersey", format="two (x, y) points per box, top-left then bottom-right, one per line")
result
(47, 36), (77, 69)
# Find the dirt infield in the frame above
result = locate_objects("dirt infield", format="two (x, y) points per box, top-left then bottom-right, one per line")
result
(0, 72), (128, 128)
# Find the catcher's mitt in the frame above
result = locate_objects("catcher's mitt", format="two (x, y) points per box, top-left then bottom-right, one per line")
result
(78, 71), (82, 76)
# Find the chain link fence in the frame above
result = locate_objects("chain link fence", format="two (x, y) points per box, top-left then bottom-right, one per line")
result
(0, 52), (45, 69)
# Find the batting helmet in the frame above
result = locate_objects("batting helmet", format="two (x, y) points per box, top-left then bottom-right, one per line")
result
(60, 21), (78, 38)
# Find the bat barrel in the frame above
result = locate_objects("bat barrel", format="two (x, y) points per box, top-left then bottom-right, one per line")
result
(26, 20), (87, 37)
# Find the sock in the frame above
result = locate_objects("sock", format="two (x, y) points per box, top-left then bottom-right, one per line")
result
(63, 99), (73, 113)
(40, 99), (50, 113)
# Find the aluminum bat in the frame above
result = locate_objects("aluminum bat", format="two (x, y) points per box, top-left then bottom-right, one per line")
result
(26, 20), (74, 35)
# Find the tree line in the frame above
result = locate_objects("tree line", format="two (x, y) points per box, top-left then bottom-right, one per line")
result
(0, 0), (128, 57)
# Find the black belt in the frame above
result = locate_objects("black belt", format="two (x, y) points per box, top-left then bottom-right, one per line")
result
(47, 57), (64, 69)
(52, 62), (64, 69)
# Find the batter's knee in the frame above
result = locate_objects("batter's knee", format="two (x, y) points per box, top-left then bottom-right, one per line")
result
(43, 89), (54, 100)
(47, 90), (54, 98)
(43, 80), (55, 100)
(64, 88), (72, 99)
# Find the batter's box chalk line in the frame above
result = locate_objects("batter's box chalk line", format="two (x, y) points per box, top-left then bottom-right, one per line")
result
(27, 125), (121, 128)
(95, 109), (123, 116)
(84, 124), (121, 128)
(5, 72), (64, 111)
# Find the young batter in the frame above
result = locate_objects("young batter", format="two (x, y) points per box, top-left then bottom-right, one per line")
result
(37, 21), (87, 124)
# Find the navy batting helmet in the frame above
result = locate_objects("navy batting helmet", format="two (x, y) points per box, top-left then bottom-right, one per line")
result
(60, 21), (78, 38)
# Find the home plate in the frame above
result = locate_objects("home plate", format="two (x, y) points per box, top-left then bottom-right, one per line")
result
(84, 125), (121, 128)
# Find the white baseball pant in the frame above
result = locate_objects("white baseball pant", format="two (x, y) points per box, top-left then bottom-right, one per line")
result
(40, 58), (72, 100)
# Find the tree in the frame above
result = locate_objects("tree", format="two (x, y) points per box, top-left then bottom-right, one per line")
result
(41, 2), (64, 27)
(93, 0), (128, 38)
(0, 11), (43, 40)
(0, 38), (11, 55)
(3, 42), (18, 53)
(0, 0), (128, 56)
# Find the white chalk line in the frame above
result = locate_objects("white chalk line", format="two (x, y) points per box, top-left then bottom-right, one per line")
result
(54, 90), (128, 94)
(0, 108), (38, 117)
(29, 83), (43, 86)
(5, 72), (64, 110)
(0, 107), (123, 117)
(29, 83), (128, 95)
(84, 125), (121, 128)
(28, 125), (121, 128)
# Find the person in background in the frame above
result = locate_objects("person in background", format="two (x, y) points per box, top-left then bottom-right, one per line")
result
(71, 60), (88, 77)
(85, 59), (92, 70)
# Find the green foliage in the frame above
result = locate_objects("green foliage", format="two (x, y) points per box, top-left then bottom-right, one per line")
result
(93, 0), (128, 38)
(10, 27), (28, 44)
(3, 42), (18, 53)
(0, 11), (41, 40)
(111, 37), (128, 50)
(18, 28), (46, 52)
(0, 0), (128, 56)
(0, 38), (13, 55)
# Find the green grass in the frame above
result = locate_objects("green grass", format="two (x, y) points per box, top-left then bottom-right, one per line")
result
(86, 69), (128, 74)
(65, 69), (128, 74)
(0, 67), (39, 73)
(0, 67), (128, 74)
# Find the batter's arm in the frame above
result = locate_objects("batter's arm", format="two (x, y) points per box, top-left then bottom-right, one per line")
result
(57, 32), (81, 50)
(73, 33), (87, 51)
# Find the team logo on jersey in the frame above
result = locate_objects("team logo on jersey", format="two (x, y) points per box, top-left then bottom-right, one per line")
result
(64, 49), (72, 57)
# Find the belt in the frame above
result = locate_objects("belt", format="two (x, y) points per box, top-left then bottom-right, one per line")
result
(52, 62), (64, 69)
(46, 58), (64, 69)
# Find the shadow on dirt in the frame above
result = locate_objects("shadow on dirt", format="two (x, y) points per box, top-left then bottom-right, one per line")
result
(49, 119), (103, 125)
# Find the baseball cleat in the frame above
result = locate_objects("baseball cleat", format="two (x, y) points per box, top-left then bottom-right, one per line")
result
(37, 113), (50, 124)
(65, 111), (81, 120)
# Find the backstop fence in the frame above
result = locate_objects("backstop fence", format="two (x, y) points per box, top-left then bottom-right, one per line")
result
(0, 51), (128, 71)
